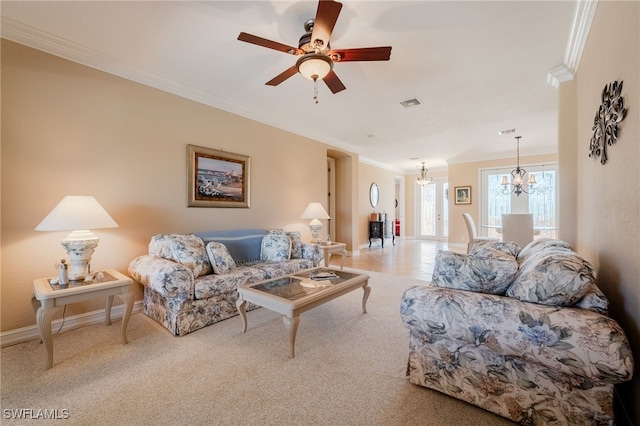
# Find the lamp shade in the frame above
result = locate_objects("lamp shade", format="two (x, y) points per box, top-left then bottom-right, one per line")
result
(300, 202), (330, 220)
(35, 196), (118, 231)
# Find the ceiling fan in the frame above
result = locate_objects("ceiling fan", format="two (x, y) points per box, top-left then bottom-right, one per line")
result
(237, 0), (392, 102)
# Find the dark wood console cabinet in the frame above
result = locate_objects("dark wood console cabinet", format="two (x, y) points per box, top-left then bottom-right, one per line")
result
(369, 220), (395, 247)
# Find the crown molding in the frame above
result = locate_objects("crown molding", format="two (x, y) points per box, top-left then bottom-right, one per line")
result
(547, 0), (598, 88)
(359, 156), (403, 174)
(547, 65), (575, 89)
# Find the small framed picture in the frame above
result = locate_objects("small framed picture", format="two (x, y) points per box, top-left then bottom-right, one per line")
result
(454, 186), (471, 205)
(187, 144), (250, 208)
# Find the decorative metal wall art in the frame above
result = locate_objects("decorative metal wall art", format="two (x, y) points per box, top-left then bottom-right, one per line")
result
(588, 80), (627, 165)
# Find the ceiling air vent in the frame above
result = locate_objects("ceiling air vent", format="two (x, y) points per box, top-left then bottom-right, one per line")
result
(400, 98), (422, 109)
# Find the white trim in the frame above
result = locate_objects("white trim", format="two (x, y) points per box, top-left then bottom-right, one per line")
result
(547, 0), (598, 87)
(547, 65), (575, 89)
(564, 0), (598, 72)
(359, 156), (401, 173)
(0, 300), (143, 348)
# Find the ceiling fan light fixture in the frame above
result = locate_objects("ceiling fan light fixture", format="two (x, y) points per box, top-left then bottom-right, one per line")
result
(296, 53), (333, 81)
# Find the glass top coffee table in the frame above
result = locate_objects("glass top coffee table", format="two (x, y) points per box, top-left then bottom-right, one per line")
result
(236, 268), (370, 358)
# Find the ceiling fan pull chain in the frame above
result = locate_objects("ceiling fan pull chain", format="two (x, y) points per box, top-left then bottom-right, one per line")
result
(313, 78), (319, 104)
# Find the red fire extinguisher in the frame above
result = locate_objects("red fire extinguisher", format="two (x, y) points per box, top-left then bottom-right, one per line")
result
(395, 219), (400, 236)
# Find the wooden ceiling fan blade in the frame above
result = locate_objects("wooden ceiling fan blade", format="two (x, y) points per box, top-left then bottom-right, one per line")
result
(238, 32), (303, 55)
(266, 66), (298, 86)
(330, 46), (392, 62)
(323, 70), (346, 94)
(310, 0), (343, 50)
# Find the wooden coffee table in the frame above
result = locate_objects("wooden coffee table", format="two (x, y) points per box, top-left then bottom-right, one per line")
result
(236, 268), (370, 358)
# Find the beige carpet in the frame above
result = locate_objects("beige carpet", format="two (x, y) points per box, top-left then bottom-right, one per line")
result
(1, 269), (513, 425)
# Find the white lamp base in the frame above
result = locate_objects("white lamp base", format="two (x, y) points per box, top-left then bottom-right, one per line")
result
(309, 219), (323, 244)
(61, 230), (99, 280)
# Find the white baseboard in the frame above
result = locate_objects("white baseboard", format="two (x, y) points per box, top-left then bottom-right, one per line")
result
(0, 300), (143, 348)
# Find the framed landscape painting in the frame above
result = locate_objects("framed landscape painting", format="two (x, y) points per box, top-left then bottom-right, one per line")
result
(454, 186), (471, 205)
(187, 144), (250, 208)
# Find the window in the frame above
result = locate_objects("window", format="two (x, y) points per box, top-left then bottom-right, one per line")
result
(480, 164), (558, 239)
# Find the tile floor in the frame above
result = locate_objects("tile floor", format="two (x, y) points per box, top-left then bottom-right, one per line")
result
(337, 238), (465, 281)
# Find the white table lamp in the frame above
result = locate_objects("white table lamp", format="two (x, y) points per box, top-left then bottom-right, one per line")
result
(300, 202), (330, 243)
(35, 196), (118, 280)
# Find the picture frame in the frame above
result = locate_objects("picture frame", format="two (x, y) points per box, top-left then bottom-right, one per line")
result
(454, 186), (471, 205)
(187, 144), (250, 208)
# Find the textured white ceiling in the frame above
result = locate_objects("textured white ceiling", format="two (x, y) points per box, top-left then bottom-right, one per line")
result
(1, 1), (579, 173)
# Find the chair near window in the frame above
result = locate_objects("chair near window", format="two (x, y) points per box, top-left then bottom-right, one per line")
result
(501, 213), (534, 249)
(462, 213), (499, 253)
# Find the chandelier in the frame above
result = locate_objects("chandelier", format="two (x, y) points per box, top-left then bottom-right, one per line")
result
(416, 162), (433, 185)
(502, 136), (536, 196)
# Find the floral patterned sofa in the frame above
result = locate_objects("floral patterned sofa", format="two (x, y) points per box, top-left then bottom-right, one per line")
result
(400, 239), (634, 425)
(128, 229), (323, 336)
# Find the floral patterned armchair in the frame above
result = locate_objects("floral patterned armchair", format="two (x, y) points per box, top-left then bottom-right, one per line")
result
(400, 239), (634, 425)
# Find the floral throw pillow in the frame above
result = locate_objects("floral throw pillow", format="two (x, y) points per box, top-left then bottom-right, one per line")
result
(469, 239), (520, 258)
(205, 242), (237, 275)
(266, 229), (303, 259)
(574, 282), (609, 314)
(517, 238), (572, 262)
(260, 234), (292, 262)
(506, 249), (595, 306)
(149, 234), (212, 278)
(286, 231), (303, 259)
(431, 249), (518, 295)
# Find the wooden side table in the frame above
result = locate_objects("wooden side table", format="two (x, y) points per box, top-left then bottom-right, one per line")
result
(321, 242), (347, 269)
(32, 269), (134, 369)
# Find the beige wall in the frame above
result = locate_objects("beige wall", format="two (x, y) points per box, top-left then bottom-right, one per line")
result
(0, 40), (342, 331)
(566, 2), (639, 420)
(447, 155), (557, 245)
(557, 80), (578, 247)
(329, 149), (359, 251)
(358, 163), (396, 248)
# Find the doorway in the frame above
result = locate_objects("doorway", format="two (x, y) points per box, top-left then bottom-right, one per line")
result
(415, 179), (448, 241)
(394, 176), (404, 238)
